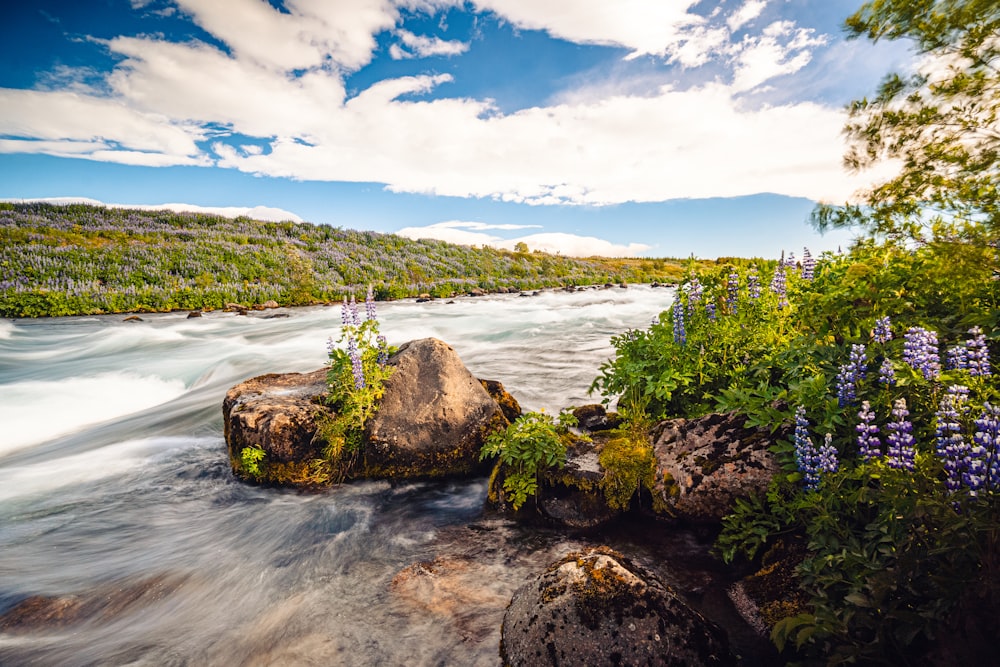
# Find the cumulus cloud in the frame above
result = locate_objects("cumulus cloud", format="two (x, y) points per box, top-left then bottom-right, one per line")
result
(0, 0), (883, 205)
(395, 221), (649, 257)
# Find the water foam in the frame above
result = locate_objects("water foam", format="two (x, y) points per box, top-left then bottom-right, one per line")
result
(0, 372), (187, 456)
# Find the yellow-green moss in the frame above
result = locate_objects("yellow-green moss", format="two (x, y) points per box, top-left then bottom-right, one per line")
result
(598, 431), (657, 510)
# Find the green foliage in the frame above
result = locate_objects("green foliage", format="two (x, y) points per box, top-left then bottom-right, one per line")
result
(238, 445), (266, 479)
(320, 296), (395, 476)
(480, 411), (575, 510)
(0, 203), (685, 318)
(814, 0), (1000, 243)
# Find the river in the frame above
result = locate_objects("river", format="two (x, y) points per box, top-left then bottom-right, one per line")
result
(0, 286), (769, 665)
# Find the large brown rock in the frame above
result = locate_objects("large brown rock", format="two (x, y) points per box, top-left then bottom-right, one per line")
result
(500, 546), (736, 666)
(223, 368), (330, 468)
(363, 338), (508, 478)
(223, 338), (512, 485)
(650, 412), (781, 523)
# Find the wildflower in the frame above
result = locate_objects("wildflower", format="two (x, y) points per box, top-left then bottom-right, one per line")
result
(726, 270), (739, 313)
(348, 295), (361, 327)
(801, 247), (815, 280)
(836, 343), (867, 407)
(769, 266), (788, 309)
(945, 344), (968, 371)
(886, 398), (916, 471)
(347, 337), (365, 389)
(365, 285), (377, 321)
(967, 326), (992, 377)
(793, 406), (821, 490)
(705, 302), (717, 321)
(968, 402), (1000, 495)
(857, 400), (881, 460)
(936, 385), (970, 493)
(871, 316), (892, 344)
(686, 278), (703, 316)
(818, 433), (839, 474)
(878, 358), (896, 386)
(341, 297), (352, 328)
(747, 267), (761, 300)
(903, 326), (940, 380)
(376, 334), (389, 367)
(672, 298), (686, 345)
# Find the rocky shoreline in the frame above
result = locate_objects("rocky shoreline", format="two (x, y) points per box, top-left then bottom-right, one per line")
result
(218, 336), (788, 665)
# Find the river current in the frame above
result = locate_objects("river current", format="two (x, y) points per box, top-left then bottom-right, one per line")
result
(0, 286), (767, 665)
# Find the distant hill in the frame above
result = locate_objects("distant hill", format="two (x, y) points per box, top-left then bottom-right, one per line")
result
(0, 202), (684, 317)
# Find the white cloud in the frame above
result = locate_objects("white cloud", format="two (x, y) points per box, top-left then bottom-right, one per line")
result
(4, 197), (303, 222)
(727, 0), (767, 32)
(392, 28), (470, 58)
(0, 0), (884, 206)
(395, 221), (648, 257)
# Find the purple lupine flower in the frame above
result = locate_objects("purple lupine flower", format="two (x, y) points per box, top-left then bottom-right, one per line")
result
(945, 344), (969, 370)
(365, 285), (377, 321)
(903, 326), (941, 380)
(347, 336), (365, 389)
(836, 344), (868, 407)
(341, 296), (351, 328)
(747, 267), (761, 300)
(348, 295), (361, 327)
(967, 326), (992, 377)
(818, 433), (839, 474)
(968, 402), (1000, 495)
(672, 298), (686, 345)
(878, 358), (896, 386)
(376, 334), (389, 367)
(886, 398), (916, 471)
(705, 301), (717, 321)
(936, 385), (970, 493)
(770, 266), (788, 309)
(726, 270), (739, 314)
(857, 400), (881, 460)
(794, 406), (822, 491)
(686, 278), (703, 316)
(326, 336), (337, 356)
(871, 316), (892, 344)
(800, 247), (815, 280)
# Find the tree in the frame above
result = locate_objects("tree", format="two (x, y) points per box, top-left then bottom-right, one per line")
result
(813, 0), (1000, 244)
(514, 241), (529, 253)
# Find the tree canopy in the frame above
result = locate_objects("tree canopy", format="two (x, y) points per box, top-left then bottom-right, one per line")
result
(814, 0), (1000, 244)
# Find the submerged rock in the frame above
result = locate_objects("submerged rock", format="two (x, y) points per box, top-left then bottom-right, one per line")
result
(500, 546), (736, 666)
(223, 337), (512, 485)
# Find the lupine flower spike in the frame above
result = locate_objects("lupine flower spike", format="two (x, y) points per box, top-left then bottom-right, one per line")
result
(770, 266), (788, 309)
(871, 316), (892, 344)
(903, 326), (940, 380)
(836, 344), (867, 407)
(793, 407), (836, 490)
(726, 271), (739, 314)
(747, 267), (761, 300)
(967, 327), (992, 377)
(800, 247), (815, 280)
(936, 385), (970, 494)
(968, 402), (1000, 495)
(886, 398), (916, 471)
(857, 401), (881, 460)
(672, 298), (686, 345)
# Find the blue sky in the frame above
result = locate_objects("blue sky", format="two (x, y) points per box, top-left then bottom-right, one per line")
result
(0, 0), (913, 258)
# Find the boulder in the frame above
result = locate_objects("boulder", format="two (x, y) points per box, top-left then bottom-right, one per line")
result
(223, 369), (331, 483)
(186, 310), (202, 318)
(223, 338), (513, 485)
(363, 338), (508, 478)
(500, 546), (736, 666)
(572, 404), (622, 432)
(263, 300), (280, 309)
(650, 412), (781, 523)
(489, 412), (780, 528)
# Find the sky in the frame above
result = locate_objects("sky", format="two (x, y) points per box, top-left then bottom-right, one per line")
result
(0, 0), (915, 258)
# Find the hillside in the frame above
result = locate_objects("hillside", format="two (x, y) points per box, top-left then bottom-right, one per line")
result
(0, 202), (684, 317)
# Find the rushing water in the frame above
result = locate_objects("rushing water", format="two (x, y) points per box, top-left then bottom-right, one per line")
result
(0, 286), (770, 665)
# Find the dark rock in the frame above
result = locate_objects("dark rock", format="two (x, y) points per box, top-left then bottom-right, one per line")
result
(650, 412), (781, 523)
(572, 404), (623, 432)
(416, 297), (433, 303)
(261, 313), (290, 319)
(364, 338), (508, 479)
(223, 369), (331, 470)
(468, 288), (486, 297)
(619, 282), (628, 289)
(224, 302), (248, 314)
(186, 310), (202, 318)
(480, 379), (522, 423)
(500, 546), (736, 666)
(123, 315), (143, 322)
